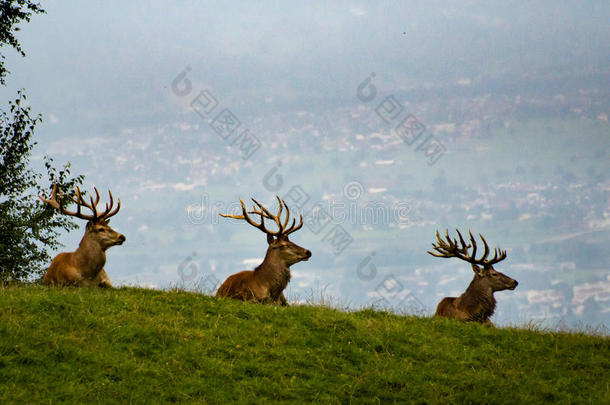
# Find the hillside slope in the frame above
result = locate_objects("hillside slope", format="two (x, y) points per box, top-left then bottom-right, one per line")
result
(0, 286), (608, 404)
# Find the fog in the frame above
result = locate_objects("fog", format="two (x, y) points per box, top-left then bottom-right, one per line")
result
(4, 1), (609, 330)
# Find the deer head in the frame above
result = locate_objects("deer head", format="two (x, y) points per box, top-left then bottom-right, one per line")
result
(220, 196), (311, 266)
(39, 184), (126, 250)
(428, 229), (517, 292)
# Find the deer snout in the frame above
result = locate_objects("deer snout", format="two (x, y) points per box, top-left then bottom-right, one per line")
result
(117, 234), (126, 244)
(509, 280), (518, 290)
(305, 250), (312, 258)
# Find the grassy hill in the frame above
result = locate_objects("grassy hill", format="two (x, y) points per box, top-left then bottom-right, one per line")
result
(0, 286), (608, 404)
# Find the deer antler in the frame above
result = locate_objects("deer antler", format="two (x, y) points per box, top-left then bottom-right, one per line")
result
(428, 229), (507, 266)
(220, 196), (303, 237)
(39, 184), (121, 222)
(250, 196), (303, 236)
(97, 188), (121, 220)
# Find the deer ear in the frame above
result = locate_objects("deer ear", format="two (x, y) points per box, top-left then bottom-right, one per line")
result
(471, 264), (484, 276)
(267, 234), (274, 245)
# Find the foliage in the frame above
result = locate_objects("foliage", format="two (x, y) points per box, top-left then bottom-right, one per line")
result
(0, 91), (84, 281)
(0, 0), (85, 281)
(0, 286), (607, 403)
(0, 96), (84, 280)
(0, 0), (44, 84)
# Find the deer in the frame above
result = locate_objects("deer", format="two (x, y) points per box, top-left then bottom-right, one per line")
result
(216, 196), (311, 305)
(428, 229), (518, 325)
(38, 184), (126, 287)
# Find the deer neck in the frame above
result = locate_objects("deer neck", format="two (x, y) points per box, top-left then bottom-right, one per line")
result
(459, 276), (497, 321)
(74, 232), (107, 275)
(254, 248), (291, 292)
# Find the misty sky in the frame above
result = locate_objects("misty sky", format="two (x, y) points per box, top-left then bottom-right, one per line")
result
(2, 1), (609, 329)
(4, 1), (609, 127)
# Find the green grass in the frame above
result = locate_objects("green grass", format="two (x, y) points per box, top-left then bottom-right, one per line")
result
(0, 286), (608, 404)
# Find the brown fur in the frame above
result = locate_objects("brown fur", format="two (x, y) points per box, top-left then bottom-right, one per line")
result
(216, 234), (310, 305)
(39, 184), (125, 288)
(435, 264), (518, 324)
(43, 219), (125, 287)
(429, 229), (518, 324)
